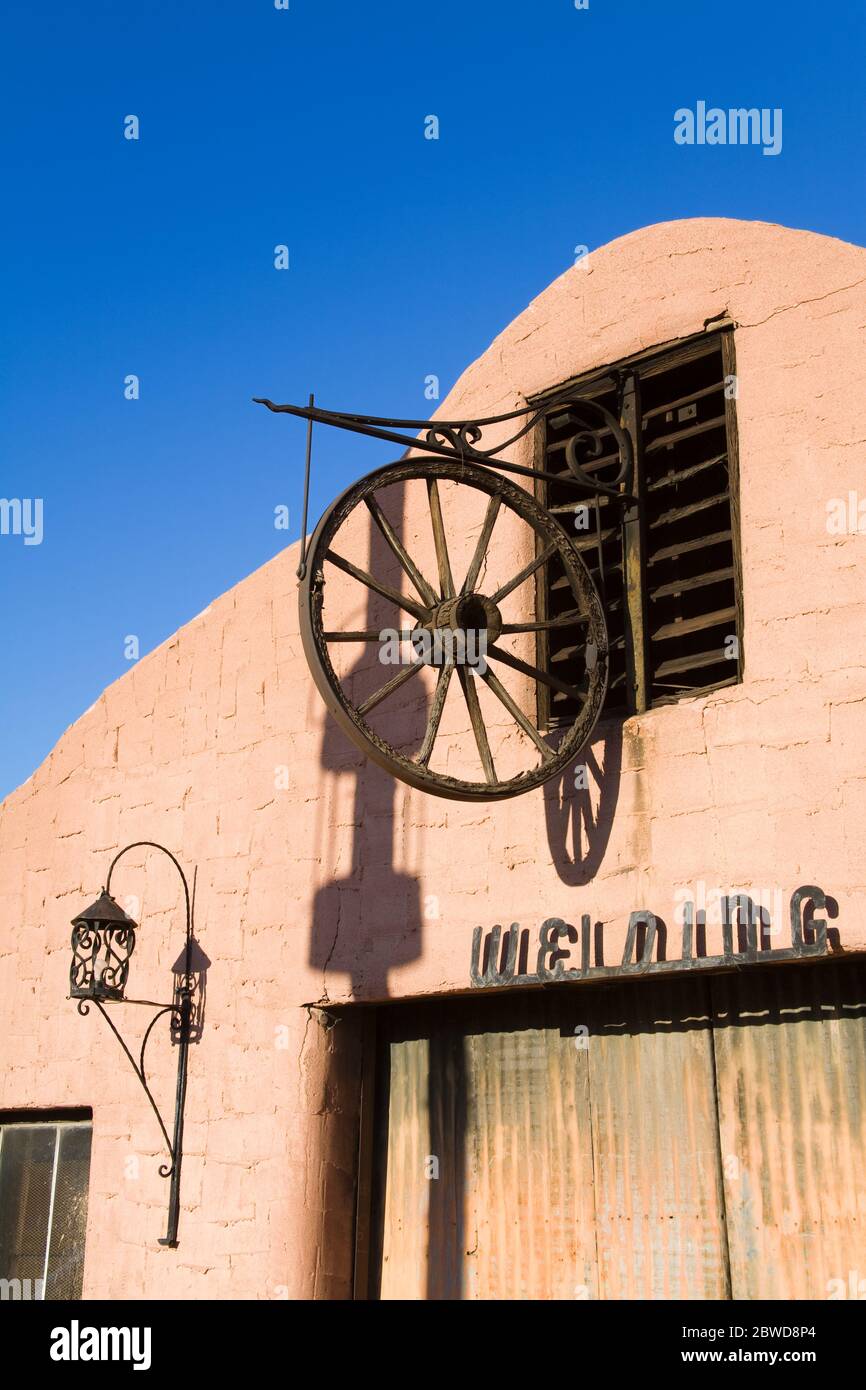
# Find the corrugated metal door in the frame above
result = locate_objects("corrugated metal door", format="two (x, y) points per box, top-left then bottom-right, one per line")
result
(368, 962), (866, 1300)
(587, 977), (729, 1299)
(372, 994), (597, 1300)
(712, 962), (866, 1299)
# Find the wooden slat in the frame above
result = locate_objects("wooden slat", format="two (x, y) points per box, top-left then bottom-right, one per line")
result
(546, 426), (614, 453)
(641, 379), (725, 424)
(649, 492), (730, 530)
(552, 633), (622, 663)
(650, 566), (734, 600)
(645, 414), (727, 454)
(648, 529), (732, 565)
(543, 451), (623, 479)
(571, 527), (620, 553)
(551, 561), (622, 592)
(647, 452), (727, 493)
(653, 647), (732, 680)
(548, 495), (617, 515)
(550, 643), (585, 664)
(651, 673), (737, 704)
(651, 605), (736, 643)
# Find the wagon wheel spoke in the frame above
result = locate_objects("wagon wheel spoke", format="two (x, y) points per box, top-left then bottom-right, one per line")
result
(477, 665), (556, 762)
(417, 658), (455, 767)
(490, 542), (557, 605)
(323, 629), (388, 642)
(426, 478), (455, 600)
(325, 549), (429, 622)
(486, 643), (585, 703)
(357, 656), (425, 717)
(364, 495), (439, 608)
(457, 667), (496, 783)
(461, 494), (502, 594)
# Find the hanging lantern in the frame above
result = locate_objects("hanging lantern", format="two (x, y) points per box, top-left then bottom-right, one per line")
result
(69, 890), (138, 1002)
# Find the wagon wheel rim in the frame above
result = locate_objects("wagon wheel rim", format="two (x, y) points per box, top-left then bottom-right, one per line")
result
(299, 458), (609, 801)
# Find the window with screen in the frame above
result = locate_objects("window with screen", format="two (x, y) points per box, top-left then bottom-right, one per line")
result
(0, 1112), (93, 1300)
(536, 329), (742, 725)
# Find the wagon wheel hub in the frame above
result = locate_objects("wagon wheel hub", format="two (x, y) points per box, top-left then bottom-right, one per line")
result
(415, 592), (503, 666)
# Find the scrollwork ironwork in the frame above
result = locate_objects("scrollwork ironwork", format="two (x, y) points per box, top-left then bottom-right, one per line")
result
(70, 921), (136, 1000)
(253, 388), (635, 501)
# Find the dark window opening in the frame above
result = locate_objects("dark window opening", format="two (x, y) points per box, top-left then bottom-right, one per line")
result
(0, 1113), (93, 1300)
(537, 330), (742, 725)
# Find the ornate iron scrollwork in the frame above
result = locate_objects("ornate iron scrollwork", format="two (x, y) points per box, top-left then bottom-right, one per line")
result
(254, 389), (634, 498)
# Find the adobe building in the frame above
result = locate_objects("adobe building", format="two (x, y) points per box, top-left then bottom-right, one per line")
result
(1, 216), (866, 1302)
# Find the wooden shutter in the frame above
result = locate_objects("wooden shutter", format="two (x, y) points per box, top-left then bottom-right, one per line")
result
(641, 335), (741, 704)
(539, 330), (742, 718)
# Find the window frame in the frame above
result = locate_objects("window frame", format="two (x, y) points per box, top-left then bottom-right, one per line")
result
(531, 326), (744, 727)
(0, 1110), (93, 1302)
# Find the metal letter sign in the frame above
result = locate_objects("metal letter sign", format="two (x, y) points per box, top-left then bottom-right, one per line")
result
(470, 885), (837, 989)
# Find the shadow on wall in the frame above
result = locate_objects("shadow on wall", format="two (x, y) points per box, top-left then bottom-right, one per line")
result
(305, 483), (623, 1296)
(544, 720), (623, 885)
(308, 484), (424, 1002)
(170, 936), (211, 1044)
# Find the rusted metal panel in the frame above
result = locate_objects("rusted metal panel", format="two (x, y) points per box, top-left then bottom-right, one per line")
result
(374, 995), (596, 1300)
(460, 995), (597, 1300)
(587, 977), (730, 1299)
(712, 961), (866, 1300)
(370, 963), (866, 1300)
(376, 1034), (430, 1300)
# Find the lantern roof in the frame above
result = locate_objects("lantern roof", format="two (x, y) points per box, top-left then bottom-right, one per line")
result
(71, 890), (138, 930)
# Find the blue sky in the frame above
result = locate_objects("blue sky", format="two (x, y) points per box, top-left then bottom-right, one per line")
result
(2, 0), (864, 800)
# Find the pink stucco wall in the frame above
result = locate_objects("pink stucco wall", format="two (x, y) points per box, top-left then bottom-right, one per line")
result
(2, 217), (865, 1298)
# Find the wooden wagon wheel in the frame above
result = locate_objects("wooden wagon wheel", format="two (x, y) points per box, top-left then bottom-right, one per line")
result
(299, 457), (609, 801)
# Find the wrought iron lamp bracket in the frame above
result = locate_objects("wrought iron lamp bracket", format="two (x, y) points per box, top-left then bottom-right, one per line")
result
(72, 841), (195, 1248)
(76, 995), (183, 1177)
